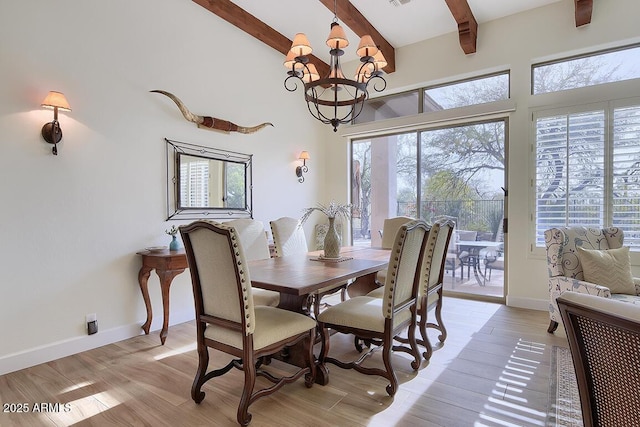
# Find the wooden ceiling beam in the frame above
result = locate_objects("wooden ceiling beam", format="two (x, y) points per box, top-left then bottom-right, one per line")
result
(319, 0), (396, 73)
(192, 0), (330, 78)
(444, 0), (477, 54)
(574, 0), (593, 27)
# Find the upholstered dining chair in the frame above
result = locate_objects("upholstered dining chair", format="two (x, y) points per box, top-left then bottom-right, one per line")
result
(376, 216), (414, 284)
(544, 226), (640, 333)
(368, 218), (455, 360)
(557, 292), (640, 427)
(269, 217), (308, 257)
(270, 216), (347, 317)
(179, 221), (317, 426)
(431, 215), (460, 280)
(317, 220), (429, 396)
(226, 219), (280, 308)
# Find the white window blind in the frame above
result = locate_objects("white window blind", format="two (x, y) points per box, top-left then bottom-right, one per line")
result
(534, 101), (640, 248)
(180, 160), (209, 207)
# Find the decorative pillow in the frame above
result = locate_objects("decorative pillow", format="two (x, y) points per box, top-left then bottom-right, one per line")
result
(576, 246), (635, 295)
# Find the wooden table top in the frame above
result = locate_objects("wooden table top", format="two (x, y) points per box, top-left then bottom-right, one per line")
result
(248, 246), (390, 296)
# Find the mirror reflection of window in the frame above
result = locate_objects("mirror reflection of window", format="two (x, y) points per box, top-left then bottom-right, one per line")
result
(177, 154), (246, 209)
(180, 157), (210, 207)
(225, 162), (246, 209)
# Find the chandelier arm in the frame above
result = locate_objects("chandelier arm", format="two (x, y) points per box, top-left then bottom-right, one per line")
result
(367, 75), (387, 93)
(284, 74), (301, 92)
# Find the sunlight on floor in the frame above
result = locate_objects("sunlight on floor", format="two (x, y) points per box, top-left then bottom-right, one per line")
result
(153, 343), (196, 360)
(482, 339), (548, 426)
(367, 300), (504, 426)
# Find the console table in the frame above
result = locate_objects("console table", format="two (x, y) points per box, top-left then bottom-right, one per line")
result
(136, 249), (187, 344)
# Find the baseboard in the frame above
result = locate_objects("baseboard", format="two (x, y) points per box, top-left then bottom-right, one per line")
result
(0, 323), (144, 376)
(506, 295), (548, 312)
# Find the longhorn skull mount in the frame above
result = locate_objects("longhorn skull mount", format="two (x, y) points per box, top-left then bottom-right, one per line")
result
(150, 90), (273, 134)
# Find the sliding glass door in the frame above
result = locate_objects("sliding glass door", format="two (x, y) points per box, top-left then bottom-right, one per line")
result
(351, 119), (507, 300)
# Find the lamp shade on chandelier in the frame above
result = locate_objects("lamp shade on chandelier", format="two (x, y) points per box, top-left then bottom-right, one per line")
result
(283, 9), (386, 132)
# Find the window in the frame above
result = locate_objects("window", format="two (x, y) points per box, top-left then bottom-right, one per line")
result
(532, 44), (640, 94)
(353, 72), (509, 125)
(424, 73), (509, 111)
(533, 100), (640, 248)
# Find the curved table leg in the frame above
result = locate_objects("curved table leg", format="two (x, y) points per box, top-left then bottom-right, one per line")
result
(346, 272), (381, 298)
(156, 268), (185, 345)
(138, 267), (153, 335)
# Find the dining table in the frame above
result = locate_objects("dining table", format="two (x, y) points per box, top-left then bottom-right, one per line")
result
(137, 245), (391, 383)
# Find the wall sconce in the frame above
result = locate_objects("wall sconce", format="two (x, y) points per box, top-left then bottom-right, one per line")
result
(296, 151), (310, 183)
(41, 91), (71, 155)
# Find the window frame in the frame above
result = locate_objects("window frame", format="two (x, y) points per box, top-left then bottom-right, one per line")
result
(531, 42), (640, 95)
(529, 96), (640, 262)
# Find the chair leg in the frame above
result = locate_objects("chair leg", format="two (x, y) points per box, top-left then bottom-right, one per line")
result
(418, 308), (433, 361)
(382, 340), (399, 397)
(237, 355), (257, 426)
(547, 320), (559, 333)
(191, 338), (209, 404)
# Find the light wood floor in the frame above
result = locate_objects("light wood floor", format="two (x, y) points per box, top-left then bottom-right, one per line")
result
(0, 297), (568, 427)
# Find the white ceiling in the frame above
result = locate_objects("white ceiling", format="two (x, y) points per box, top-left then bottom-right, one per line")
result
(230, 0), (562, 62)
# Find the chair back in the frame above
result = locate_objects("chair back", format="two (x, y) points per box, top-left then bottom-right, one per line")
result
(270, 217), (308, 257)
(382, 220), (430, 321)
(421, 219), (455, 297)
(381, 216), (414, 249)
(557, 292), (640, 426)
(432, 215), (458, 255)
(544, 227), (624, 280)
(180, 221), (255, 336)
(226, 219), (270, 261)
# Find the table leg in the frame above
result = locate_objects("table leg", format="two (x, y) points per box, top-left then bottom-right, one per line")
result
(275, 293), (332, 385)
(138, 267), (153, 335)
(156, 268), (185, 345)
(346, 272), (381, 297)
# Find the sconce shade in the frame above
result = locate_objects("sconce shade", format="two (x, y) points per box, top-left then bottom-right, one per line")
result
(356, 35), (378, 58)
(41, 91), (71, 111)
(299, 151), (310, 160)
(290, 33), (312, 57)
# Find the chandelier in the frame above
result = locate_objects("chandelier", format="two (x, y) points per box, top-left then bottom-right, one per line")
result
(283, 3), (387, 132)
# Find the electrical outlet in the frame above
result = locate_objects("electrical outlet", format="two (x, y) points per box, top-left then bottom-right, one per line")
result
(86, 313), (98, 335)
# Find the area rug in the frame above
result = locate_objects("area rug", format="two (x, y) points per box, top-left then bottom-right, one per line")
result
(546, 345), (583, 427)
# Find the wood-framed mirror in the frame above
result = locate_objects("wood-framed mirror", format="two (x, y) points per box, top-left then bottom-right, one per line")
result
(165, 138), (253, 220)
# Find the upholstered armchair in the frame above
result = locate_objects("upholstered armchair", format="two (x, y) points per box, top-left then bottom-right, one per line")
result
(544, 226), (640, 333)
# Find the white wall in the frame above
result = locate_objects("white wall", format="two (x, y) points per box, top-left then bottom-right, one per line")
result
(326, 0), (640, 309)
(0, 0), (327, 374)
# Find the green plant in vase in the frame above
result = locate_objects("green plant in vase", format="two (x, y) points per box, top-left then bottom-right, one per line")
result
(165, 225), (180, 251)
